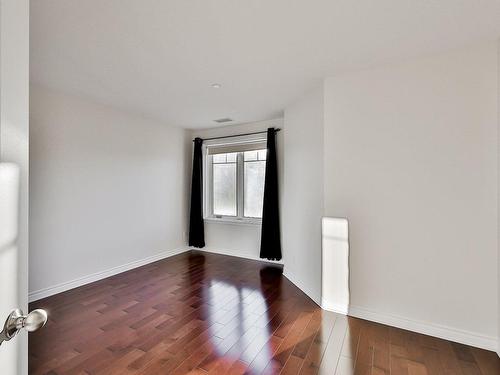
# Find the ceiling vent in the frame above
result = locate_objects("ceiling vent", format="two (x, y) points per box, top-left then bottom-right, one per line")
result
(214, 118), (233, 123)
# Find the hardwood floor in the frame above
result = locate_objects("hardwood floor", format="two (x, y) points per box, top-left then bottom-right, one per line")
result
(29, 251), (499, 374)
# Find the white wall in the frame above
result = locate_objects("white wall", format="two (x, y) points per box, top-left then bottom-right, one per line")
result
(282, 87), (324, 304)
(29, 85), (190, 296)
(189, 118), (284, 261)
(0, 0), (30, 373)
(324, 43), (498, 348)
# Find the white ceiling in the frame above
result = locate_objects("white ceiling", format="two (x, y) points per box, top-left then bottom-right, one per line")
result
(31, 0), (500, 129)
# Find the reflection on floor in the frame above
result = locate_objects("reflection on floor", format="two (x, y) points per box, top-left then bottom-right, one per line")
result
(29, 250), (499, 374)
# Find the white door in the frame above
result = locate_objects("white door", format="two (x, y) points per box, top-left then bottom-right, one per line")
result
(0, 165), (23, 374)
(0, 1), (31, 374)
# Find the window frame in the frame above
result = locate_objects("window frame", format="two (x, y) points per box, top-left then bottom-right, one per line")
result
(203, 134), (267, 225)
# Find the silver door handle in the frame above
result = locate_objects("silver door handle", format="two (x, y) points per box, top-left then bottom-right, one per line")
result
(0, 309), (47, 346)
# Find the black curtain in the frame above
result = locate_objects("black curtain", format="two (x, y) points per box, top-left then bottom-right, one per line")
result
(189, 138), (205, 248)
(260, 128), (282, 260)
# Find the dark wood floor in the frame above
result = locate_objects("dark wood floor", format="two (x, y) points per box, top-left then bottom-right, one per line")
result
(29, 251), (499, 375)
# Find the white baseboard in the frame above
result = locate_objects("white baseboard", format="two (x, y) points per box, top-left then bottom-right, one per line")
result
(282, 270), (321, 306)
(348, 305), (498, 352)
(322, 300), (349, 315)
(196, 247), (284, 265)
(28, 247), (190, 302)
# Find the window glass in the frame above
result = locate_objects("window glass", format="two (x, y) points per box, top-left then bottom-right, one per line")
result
(226, 152), (237, 163)
(244, 150), (258, 161)
(213, 154), (226, 163)
(257, 149), (267, 160)
(213, 153), (237, 216)
(244, 149), (266, 218)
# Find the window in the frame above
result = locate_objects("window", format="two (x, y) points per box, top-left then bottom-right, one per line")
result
(204, 137), (267, 223)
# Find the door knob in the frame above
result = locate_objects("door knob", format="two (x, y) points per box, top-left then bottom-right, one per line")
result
(0, 309), (47, 346)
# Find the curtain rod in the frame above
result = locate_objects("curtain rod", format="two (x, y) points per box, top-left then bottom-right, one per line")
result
(193, 128), (281, 142)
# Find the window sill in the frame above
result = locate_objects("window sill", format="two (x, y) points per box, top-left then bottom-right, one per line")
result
(204, 217), (262, 226)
